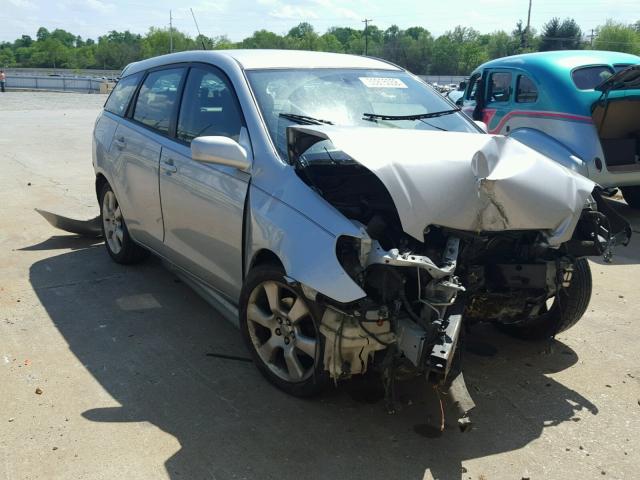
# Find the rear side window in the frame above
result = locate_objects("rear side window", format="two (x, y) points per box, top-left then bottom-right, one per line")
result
(177, 67), (244, 143)
(613, 64), (631, 73)
(104, 73), (142, 116)
(516, 75), (538, 103)
(133, 68), (185, 135)
(487, 72), (512, 103)
(572, 66), (613, 90)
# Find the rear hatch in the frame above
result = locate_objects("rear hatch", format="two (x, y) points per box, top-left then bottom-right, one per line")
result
(593, 64), (640, 171)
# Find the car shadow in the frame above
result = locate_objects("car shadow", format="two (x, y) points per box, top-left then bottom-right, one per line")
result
(19, 235), (102, 251)
(29, 239), (598, 480)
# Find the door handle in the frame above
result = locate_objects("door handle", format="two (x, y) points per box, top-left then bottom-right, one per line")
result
(113, 136), (126, 150)
(161, 158), (177, 174)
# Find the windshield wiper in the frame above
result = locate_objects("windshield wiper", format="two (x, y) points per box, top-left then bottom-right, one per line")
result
(362, 108), (461, 121)
(279, 113), (334, 125)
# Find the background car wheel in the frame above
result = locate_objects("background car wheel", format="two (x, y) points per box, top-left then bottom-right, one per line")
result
(621, 186), (640, 209)
(499, 259), (592, 341)
(239, 265), (327, 397)
(99, 183), (148, 264)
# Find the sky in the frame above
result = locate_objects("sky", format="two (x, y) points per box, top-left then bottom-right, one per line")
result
(2, 0), (639, 43)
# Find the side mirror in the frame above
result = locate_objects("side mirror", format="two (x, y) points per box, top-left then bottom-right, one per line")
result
(455, 98), (463, 107)
(474, 120), (488, 133)
(191, 136), (251, 171)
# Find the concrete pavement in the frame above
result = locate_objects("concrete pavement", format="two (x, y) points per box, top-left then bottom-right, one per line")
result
(1, 92), (639, 480)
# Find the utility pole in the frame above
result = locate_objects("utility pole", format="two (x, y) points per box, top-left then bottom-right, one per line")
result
(362, 18), (372, 56)
(589, 28), (595, 46)
(525, 0), (532, 49)
(169, 10), (174, 53)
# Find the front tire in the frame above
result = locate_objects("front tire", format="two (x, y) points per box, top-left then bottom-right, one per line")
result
(499, 259), (592, 340)
(99, 183), (148, 264)
(239, 265), (326, 396)
(621, 186), (640, 209)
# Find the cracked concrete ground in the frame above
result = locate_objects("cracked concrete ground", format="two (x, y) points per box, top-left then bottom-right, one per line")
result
(1, 91), (639, 480)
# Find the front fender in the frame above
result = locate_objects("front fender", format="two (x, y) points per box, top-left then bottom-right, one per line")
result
(509, 128), (588, 178)
(246, 185), (366, 303)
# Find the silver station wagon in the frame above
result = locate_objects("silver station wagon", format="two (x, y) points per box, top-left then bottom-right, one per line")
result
(92, 50), (629, 417)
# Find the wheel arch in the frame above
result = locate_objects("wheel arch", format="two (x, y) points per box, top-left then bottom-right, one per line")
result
(244, 185), (366, 304)
(248, 249), (285, 272)
(95, 173), (109, 201)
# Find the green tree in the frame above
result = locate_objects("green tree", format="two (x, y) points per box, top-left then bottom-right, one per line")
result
(317, 33), (343, 52)
(286, 22), (319, 50)
(94, 30), (142, 69)
(486, 30), (518, 59)
(0, 47), (16, 67)
(141, 27), (196, 58)
(36, 27), (50, 42)
(241, 30), (285, 49)
(540, 17), (583, 51)
(593, 20), (640, 54)
(50, 29), (76, 48)
(30, 38), (70, 68)
(14, 35), (33, 49)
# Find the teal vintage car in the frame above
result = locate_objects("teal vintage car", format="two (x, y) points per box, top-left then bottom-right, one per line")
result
(461, 50), (640, 207)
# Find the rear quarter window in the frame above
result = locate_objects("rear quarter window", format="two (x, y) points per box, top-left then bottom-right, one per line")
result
(571, 66), (613, 90)
(104, 73), (142, 116)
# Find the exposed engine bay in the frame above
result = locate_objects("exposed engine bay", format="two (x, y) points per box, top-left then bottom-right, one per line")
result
(287, 126), (632, 422)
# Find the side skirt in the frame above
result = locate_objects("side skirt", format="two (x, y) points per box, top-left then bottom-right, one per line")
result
(162, 259), (240, 328)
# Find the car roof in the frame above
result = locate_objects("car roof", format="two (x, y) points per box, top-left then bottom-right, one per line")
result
(121, 49), (400, 76)
(475, 50), (640, 75)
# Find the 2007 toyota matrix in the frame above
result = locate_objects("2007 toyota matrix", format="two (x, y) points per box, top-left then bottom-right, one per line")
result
(92, 49), (629, 418)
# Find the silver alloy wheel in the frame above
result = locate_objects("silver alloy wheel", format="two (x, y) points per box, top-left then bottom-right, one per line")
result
(102, 190), (124, 255)
(246, 280), (318, 382)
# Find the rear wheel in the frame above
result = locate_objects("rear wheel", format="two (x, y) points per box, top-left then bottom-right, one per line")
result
(239, 265), (326, 396)
(99, 183), (148, 264)
(621, 186), (640, 209)
(499, 259), (592, 340)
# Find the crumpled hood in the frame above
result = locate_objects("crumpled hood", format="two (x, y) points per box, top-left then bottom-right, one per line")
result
(290, 126), (595, 246)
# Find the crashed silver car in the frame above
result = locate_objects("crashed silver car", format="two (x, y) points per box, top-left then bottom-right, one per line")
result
(71, 50), (630, 419)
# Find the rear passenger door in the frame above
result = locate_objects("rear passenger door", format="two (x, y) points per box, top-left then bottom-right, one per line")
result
(112, 66), (185, 251)
(159, 64), (250, 301)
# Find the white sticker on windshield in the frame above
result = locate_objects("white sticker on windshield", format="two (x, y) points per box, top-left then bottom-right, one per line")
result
(359, 77), (408, 89)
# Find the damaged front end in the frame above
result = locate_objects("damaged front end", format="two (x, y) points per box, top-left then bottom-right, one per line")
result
(287, 125), (631, 423)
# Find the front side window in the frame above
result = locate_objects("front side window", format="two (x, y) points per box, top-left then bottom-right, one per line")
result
(104, 73), (142, 116)
(487, 72), (512, 103)
(516, 75), (538, 103)
(133, 68), (185, 135)
(571, 65), (613, 90)
(247, 68), (477, 157)
(177, 67), (244, 144)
